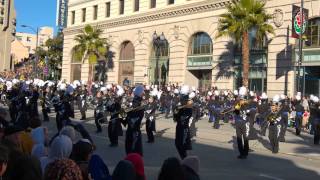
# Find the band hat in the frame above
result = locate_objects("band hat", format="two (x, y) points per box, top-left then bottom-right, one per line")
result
(59, 83), (67, 91)
(180, 85), (190, 95)
(150, 89), (158, 97)
(233, 90), (238, 96)
(133, 85), (144, 97)
(189, 92), (196, 99)
(313, 96), (319, 103)
(249, 91), (254, 97)
(261, 92), (268, 100)
(157, 90), (162, 100)
(239, 86), (247, 96)
(106, 84), (112, 90)
(100, 86), (107, 93)
(191, 86), (196, 92)
(296, 95), (301, 101)
(12, 79), (20, 85)
(208, 91), (213, 96)
(273, 95), (280, 103)
(116, 86), (125, 96)
(167, 86), (171, 91)
(174, 89), (179, 94)
(214, 90), (219, 96)
(280, 94), (286, 100)
(145, 85), (150, 90)
(224, 91), (228, 96)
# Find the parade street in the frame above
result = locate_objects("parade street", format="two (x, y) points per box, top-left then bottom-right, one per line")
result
(44, 109), (320, 180)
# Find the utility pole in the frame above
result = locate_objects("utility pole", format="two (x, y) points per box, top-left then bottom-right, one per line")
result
(297, 0), (304, 95)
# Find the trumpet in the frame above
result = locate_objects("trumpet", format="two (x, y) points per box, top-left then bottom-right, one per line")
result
(111, 103), (147, 119)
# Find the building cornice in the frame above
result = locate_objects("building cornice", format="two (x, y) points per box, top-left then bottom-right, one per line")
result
(64, 0), (231, 35)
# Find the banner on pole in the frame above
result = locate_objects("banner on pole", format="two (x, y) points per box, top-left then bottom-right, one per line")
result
(292, 5), (309, 38)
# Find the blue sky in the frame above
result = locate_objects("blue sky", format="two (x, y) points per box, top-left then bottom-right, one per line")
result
(15, 0), (57, 34)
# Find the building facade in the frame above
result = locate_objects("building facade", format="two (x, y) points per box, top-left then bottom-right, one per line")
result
(13, 27), (54, 55)
(62, 0), (320, 97)
(0, 0), (16, 71)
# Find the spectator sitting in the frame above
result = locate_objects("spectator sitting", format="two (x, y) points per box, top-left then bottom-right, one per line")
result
(158, 157), (185, 180)
(71, 139), (94, 180)
(0, 144), (9, 179)
(112, 160), (135, 180)
(125, 153), (146, 180)
(182, 156), (200, 180)
(44, 158), (83, 180)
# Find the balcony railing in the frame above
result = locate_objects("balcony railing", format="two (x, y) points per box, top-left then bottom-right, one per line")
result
(187, 55), (212, 67)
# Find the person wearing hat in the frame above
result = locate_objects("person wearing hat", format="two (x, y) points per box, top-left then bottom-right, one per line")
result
(309, 96), (320, 145)
(233, 96), (250, 159)
(77, 86), (88, 120)
(174, 85), (193, 159)
(93, 91), (105, 133)
(294, 95), (304, 136)
(145, 95), (157, 143)
(106, 86), (124, 147)
(267, 96), (282, 153)
(123, 85), (145, 156)
(258, 93), (270, 136)
(279, 95), (290, 142)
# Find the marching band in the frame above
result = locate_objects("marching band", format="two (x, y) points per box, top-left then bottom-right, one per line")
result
(0, 77), (319, 159)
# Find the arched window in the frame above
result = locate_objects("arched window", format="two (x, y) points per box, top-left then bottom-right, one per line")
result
(70, 53), (82, 81)
(306, 17), (320, 47)
(119, 41), (135, 85)
(189, 32), (213, 55)
(187, 32), (213, 92)
(120, 41), (135, 60)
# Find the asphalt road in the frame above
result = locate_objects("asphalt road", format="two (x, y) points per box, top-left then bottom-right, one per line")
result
(43, 109), (320, 180)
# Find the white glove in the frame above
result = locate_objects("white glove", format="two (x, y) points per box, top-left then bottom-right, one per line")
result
(189, 117), (193, 127)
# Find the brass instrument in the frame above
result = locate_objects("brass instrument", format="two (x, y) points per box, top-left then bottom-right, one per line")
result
(173, 100), (193, 114)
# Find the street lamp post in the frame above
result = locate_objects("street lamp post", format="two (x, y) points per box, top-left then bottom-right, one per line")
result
(21, 25), (39, 78)
(297, 0), (304, 96)
(152, 31), (165, 87)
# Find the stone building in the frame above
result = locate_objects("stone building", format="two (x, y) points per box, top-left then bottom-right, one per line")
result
(0, 0), (16, 71)
(61, 0), (320, 97)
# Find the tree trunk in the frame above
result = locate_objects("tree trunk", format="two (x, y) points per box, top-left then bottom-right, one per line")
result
(87, 64), (93, 95)
(242, 31), (250, 88)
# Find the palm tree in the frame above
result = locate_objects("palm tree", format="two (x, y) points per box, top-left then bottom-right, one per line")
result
(72, 25), (108, 86)
(216, 0), (274, 88)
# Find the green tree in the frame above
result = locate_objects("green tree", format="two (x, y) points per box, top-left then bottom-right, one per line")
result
(71, 25), (108, 85)
(216, 0), (274, 88)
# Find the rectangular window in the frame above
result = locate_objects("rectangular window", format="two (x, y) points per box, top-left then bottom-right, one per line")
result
(150, 0), (156, 8)
(27, 37), (31, 42)
(71, 11), (75, 25)
(119, 0), (124, 15)
(168, 0), (174, 5)
(106, 2), (111, 17)
(93, 5), (98, 20)
(82, 8), (86, 22)
(134, 0), (139, 12)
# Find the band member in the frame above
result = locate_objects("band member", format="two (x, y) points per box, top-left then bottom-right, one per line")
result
(107, 86), (124, 147)
(309, 96), (320, 145)
(174, 85), (193, 159)
(28, 85), (40, 117)
(267, 95), (282, 153)
(94, 91), (105, 133)
(279, 95), (290, 142)
(54, 84), (74, 131)
(258, 93), (270, 136)
(123, 85), (145, 156)
(77, 86), (88, 120)
(294, 94), (304, 136)
(41, 86), (52, 122)
(145, 95), (157, 143)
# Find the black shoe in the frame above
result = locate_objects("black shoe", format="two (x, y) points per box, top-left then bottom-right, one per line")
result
(96, 130), (102, 133)
(237, 155), (247, 159)
(109, 143), (118, 147)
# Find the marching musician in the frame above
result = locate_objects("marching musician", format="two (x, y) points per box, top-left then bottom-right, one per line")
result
(41, 85), (52, 122)
(174, 85), (193, 159)
(258, 93), (270, 136)
(54, 84), (74, 131)
(77, 85), (88, 120)
(107, 85), (124, 147)
(267, 95), (282, 153)
(123, 85), (145, 156)
(145, 92), (157, 143)
(309, 96), (320, 145)
(294, 94), (304, 136)
(93, 90), (105, 133)
(233, 87), (250, 159)
(279, 95), (290, 142)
